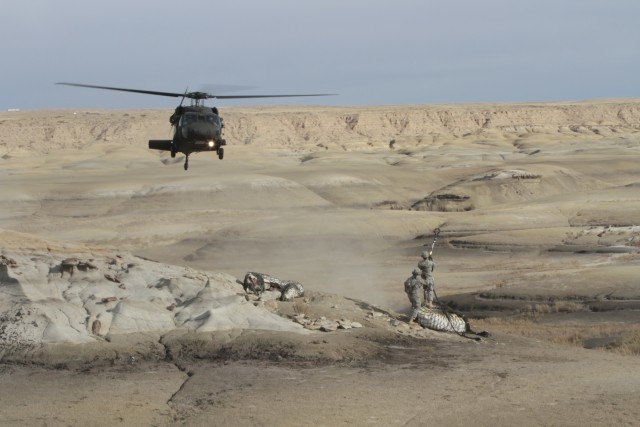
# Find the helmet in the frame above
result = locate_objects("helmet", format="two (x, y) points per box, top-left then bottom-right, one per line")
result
(412, 268), (421, 276)
(421, 250), (429, 259)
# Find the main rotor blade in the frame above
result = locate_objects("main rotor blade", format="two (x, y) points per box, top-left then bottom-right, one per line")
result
(56, 82), (186, 98)
(213, 93), (336, 99)
(56, 82), (337, 100)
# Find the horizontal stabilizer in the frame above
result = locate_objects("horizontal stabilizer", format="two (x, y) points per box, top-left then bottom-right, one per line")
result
(149, 140), (173, 151)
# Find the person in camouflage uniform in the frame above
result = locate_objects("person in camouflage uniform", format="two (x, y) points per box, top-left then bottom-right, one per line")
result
(404, 268), (426, 323)
(418, 251), (435, 308)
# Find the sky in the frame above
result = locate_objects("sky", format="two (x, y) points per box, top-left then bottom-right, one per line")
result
(2, 0), (640, 110)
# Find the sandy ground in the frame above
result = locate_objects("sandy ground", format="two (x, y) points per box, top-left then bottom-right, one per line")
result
(1, 103), (640, 426)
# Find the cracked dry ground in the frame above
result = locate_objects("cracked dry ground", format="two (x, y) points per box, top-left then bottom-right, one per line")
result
(2, 327), (640, 427)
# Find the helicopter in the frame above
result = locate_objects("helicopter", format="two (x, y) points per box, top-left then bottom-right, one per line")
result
(56, 82), (333, 170)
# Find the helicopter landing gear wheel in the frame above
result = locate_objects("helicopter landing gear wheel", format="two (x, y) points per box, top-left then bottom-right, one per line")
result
(218, 147), (224, 160)
(184, 155), (189, 171)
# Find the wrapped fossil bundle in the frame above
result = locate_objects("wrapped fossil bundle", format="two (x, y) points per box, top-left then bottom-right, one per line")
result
(416, 307), (467, 334)
(242, 272), (304, 301)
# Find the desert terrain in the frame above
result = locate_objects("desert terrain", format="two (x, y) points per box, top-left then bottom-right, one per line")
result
(1, 101), (640, 426)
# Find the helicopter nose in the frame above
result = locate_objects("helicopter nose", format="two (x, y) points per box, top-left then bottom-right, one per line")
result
(189, 123), (217, 140)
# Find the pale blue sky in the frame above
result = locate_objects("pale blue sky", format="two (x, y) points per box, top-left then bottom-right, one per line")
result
(2, 0), (639, 109)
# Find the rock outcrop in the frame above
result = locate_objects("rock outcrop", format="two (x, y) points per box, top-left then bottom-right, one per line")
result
(0, 230), (306, 360)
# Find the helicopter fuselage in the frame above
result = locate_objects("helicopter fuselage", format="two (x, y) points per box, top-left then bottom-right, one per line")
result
(172, 106), (223, 150)
(148, 105), (227, 169)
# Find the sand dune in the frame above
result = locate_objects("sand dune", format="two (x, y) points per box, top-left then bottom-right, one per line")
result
(1, 102), (640, 425)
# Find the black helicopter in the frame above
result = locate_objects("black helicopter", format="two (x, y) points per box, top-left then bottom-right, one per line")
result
(56, 82), (333, 170)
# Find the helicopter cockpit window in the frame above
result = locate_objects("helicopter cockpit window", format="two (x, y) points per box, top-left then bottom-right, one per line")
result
(179, 112), (220, 127)
(206, 115), (221, 126)
(181, 113), (197, 125)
